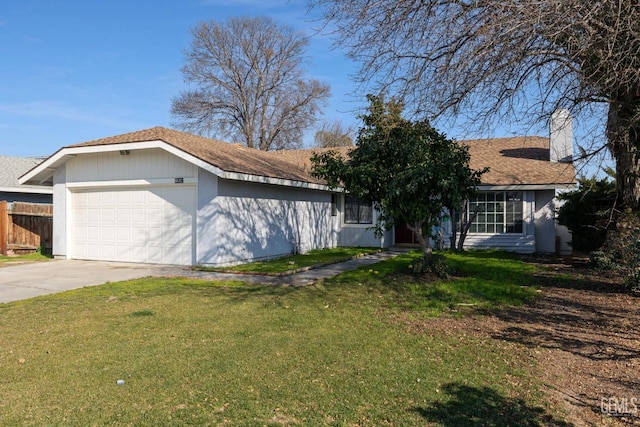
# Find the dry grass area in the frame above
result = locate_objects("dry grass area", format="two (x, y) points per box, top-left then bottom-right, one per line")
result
(396, 255), (640, 426)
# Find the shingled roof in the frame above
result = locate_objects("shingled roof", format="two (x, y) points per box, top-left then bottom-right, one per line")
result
(64, 126), (575, 188)
(69, 126), (330, 186)
(0, 155), (51, 193)
(464, 136), (576, 186)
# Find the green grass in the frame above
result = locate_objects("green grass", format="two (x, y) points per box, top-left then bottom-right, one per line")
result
(325, 250), (539, 317)
(0, 252), (52, 264)
(0, 251), (568, 426)
(195, 246), (382, 274)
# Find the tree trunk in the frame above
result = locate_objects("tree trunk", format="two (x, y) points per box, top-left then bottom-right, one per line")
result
(457, 202), (481, 252)
(447, 206), (457, 250)
(607, 102), (640, 211)
(447, 200), (481, 252)
(407, 221), (432, 269)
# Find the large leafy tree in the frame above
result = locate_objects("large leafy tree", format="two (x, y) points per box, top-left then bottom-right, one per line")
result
(311, 95), (486, 270)
(312, 0), (640, 210)
(557, 169), (617, 252)
(172, 16), (330, 150)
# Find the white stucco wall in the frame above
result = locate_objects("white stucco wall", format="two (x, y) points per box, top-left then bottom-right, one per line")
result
(52, 165), (67, 259)
(196, 174), (341, 266)
(534, 190), (557, 253)
(554, 190), (573, 255)
(336, 195), (392, 248)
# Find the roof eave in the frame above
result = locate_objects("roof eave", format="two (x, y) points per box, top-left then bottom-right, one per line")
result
(19, 140), (336, 191)
(477, 183), (577, 191)
(0, 186), (54, 194)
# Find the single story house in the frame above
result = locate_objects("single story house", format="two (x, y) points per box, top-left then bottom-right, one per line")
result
(20, 116), (576, 266)
(0, 155), (53, 204)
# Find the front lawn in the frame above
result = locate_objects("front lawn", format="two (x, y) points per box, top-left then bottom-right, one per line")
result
(0, 251), (567, 426)
(326, 250), (539, 316)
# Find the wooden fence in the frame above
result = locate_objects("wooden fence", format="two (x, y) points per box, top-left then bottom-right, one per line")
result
(0, 201), (53, 256)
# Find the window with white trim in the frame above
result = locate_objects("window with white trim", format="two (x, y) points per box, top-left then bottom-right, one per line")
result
(468, 191), (523, 234)
(344, 194), (373, 224)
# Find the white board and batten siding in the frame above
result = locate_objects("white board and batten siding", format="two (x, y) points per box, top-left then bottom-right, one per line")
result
(61, 149), (198, 265)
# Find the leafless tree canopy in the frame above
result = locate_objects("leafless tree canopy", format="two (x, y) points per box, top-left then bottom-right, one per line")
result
(314, 120), (354, 147)
(171, 16), (330, 151)
(313, 0), (640, 208)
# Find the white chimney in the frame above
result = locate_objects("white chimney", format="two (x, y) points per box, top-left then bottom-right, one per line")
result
(549, 109), (573, 163)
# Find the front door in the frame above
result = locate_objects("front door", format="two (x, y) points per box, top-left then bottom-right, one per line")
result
(394, 223), (418, 246)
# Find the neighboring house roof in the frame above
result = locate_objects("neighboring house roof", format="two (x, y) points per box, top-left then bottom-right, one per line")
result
(20, 126), (576, 190)
(0, 155), (53, 195)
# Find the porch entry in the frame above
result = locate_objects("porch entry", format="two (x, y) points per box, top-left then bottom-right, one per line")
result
(394, 223), (448, 249)
(394, 223), (418, 246)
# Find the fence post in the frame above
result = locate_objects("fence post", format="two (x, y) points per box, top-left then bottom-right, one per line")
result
(0, 201), (7, 256)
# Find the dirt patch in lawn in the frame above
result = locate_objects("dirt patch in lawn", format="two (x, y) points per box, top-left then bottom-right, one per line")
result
(399, 255), (640, 426)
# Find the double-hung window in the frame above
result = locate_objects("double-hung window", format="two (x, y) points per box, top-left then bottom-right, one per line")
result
(468, 191), (523, 234)
(344, 194), (373, 224)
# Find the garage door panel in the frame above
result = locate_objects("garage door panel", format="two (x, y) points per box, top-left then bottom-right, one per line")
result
(116, 228), (130, 241)
(88, 226), (101, 240)
(102, 192), (117, 204)
(131, 227), (147, 243)
(102, 245), (116, 259)
(101, 226), (116, 240)
(87, 208), (101, 222)
(87, 244), (101, 258)
(117, 208), (130, 222)
(72, 186), (195, 265)
(131, 208), (146, 223)
(118, 191), (133, 204)
(116, 244), (133, 259)
(148, 208), (163, 224)
(102, 208), (116, 222)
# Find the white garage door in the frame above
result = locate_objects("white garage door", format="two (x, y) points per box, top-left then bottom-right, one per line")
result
(71, 186), (196, 265)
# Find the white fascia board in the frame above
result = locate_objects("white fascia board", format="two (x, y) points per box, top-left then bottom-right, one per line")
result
(19, 156), (71, 186)
(0, 186), (54, 194)
(477, 183), (577, 191)
(18, 140), (224, 186)
(220, 171), (337, 192)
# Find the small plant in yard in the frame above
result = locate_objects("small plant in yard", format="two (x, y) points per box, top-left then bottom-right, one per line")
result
(410, 252), (449, 278)
(591, 212), (640, 292)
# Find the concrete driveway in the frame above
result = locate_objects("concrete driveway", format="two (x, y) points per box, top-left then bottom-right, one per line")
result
(0, 260), (187, 304)
(0, 248), (410, 304)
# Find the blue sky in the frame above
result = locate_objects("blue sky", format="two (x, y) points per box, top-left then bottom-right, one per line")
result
(0, 0), (611, 177)
(0, 0), (364, 157)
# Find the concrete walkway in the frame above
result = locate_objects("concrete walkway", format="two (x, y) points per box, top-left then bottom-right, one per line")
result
(0, 248), (411, 304)
(177, 247), (411, 286)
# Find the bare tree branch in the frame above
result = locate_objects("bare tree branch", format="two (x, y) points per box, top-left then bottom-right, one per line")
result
(312, 0), (640, 208)
(172, 16), (331, 150)
(314, 119), (355, 147)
